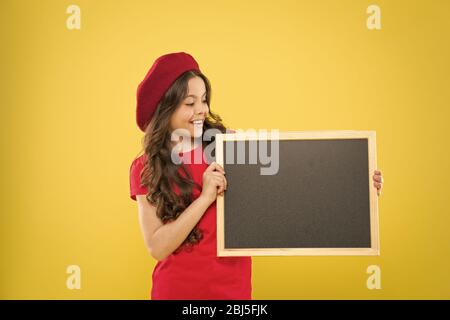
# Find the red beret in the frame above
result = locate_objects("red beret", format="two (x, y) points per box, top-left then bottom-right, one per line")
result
(136, 52), (201, 132)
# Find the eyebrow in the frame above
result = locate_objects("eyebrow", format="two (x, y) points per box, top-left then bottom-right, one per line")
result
(186, 92), (207, 99)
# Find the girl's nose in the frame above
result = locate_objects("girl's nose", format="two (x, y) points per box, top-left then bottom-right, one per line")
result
(196, 105), (207, 115)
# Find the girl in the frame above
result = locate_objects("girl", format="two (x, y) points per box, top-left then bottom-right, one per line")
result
(129, 52), (384, 300)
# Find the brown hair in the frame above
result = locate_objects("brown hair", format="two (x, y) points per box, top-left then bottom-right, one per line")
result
(137, 70), (228, 253)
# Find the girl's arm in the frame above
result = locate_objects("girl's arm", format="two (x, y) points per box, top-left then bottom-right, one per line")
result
(136, 161), (226, 261)
(136, 194), (214, 261)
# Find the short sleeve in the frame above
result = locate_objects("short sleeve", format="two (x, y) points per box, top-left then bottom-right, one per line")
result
(129, 155), (148, 201)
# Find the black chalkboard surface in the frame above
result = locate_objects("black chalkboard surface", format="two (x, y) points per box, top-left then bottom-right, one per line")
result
(215, 131), (379, 256)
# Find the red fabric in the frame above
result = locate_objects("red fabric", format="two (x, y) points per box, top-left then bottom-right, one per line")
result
(136, 52), (200, 132)
(129, 143), (252, 300)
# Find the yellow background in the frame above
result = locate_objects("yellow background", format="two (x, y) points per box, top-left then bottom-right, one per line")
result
(1, 0), (449, 299)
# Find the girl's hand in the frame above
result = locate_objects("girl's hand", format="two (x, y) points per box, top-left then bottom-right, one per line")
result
(200, 162), (227, 204)
(373, 169), (384, 196)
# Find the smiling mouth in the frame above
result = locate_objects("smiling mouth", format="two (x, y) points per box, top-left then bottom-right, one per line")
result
(190, 120), (204, 125)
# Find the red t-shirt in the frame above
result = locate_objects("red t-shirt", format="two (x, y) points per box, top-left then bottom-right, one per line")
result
(129, 143), (252, 300)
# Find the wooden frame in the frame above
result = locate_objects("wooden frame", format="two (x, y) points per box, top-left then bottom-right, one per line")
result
(215, 130), (379, 256)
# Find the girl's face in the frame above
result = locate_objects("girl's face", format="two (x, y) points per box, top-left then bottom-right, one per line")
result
(170, 76), (209, 141)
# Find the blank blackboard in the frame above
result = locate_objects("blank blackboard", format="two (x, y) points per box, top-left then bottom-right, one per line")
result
(215, 130), (379, 256)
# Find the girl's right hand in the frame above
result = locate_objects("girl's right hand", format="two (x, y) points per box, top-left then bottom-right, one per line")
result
(200, 161), (227, 204)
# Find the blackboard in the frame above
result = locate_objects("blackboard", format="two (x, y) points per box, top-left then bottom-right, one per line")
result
(215, 130), (379, 256)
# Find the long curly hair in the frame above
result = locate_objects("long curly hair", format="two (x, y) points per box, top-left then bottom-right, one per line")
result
(137, 69), (228, 253)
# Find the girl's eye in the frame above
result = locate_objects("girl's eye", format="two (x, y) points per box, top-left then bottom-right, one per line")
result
(186, 101), (207, 106)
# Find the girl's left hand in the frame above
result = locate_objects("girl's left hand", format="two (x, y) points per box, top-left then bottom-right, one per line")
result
(373, 169), (384, 196)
